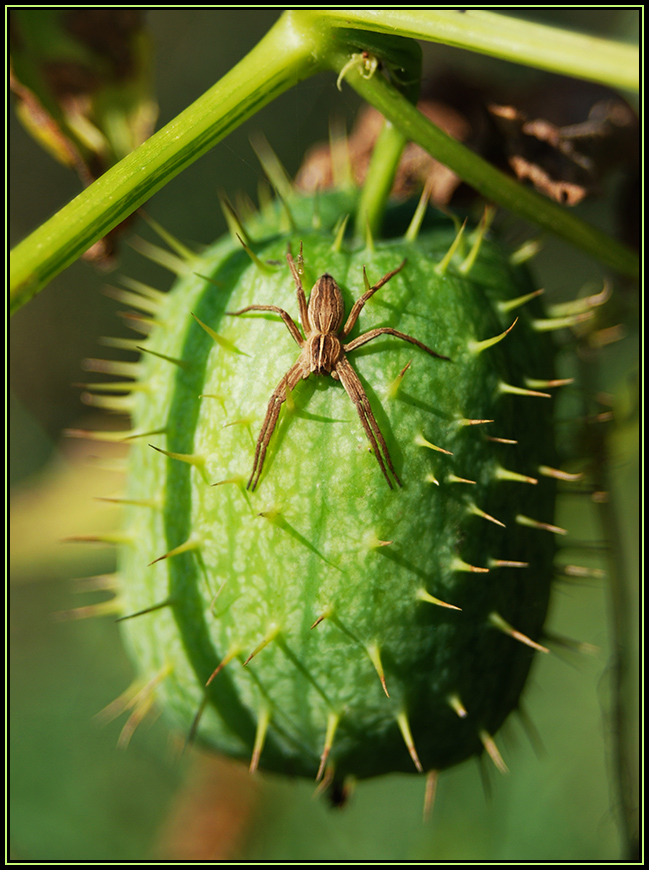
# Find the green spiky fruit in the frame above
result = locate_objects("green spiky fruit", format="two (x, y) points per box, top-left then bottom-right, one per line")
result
(116, 190), (559, 789)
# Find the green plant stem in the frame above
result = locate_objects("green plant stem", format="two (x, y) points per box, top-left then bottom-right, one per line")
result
(9, 14), (322, 312)
(10, 10), (639, 312)
(342, 62), (639, 279)
(579, 356), (639, 860)
(314, 9), (639, 91)
(596, 453), (639, 860)
(355, 123), (409, 243)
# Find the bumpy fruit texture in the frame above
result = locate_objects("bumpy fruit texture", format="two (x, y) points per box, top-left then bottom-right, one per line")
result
(117, 191), (557, 785)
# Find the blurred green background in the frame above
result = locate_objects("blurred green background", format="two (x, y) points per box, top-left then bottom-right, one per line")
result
(10, 10), (638, 860)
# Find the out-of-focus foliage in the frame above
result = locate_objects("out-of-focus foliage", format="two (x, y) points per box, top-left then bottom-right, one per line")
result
(10, 9), (157, 263)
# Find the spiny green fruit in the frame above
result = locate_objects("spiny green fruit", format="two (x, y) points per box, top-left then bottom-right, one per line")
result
(107, 189), (565, 794)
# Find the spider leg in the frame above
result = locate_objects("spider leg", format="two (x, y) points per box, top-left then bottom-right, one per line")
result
(248, 359), (307, 491)
(344, 327), (450, 360)
(286, 246), (311, 335)
(227, 305), (304, 347)
(335, 356), (401, 489)
(342, 260), (407, 337)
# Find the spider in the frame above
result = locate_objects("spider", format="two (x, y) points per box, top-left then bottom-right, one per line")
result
(228, 245), (449, 490)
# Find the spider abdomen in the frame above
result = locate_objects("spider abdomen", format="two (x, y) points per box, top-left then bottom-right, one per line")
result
(307, 332), (343, 374)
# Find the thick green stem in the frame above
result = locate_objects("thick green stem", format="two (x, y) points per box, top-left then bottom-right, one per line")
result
(314, 9), (638, 91)
(355, 123), (408, 243)
(10, 10), (638, 312)
(343, 65), (639, 279)
(10, 13), (321, 312)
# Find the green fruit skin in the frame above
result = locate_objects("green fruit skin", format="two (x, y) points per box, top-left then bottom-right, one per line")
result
(118, 192), (557, 783)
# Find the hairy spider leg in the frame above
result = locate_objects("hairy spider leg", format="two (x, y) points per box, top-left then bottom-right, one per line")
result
(335, 356), (402, 489)
(227, 304), (304, 347)
(341, 261), (407, 337)
(248, 360), (307, 491)
(344, 327), (450, 360)
(286, 249), (311, 335)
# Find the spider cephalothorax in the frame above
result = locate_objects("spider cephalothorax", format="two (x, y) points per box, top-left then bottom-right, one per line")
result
(229, 244), (450, 490)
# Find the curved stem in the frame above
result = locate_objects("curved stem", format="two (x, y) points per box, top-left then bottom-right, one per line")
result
(10, 10), (638, 312)
(10, 13), (322, 312)
(342, 63), (639, 279)
(314, 9), (639, 91)
(354, 122), (408, 243)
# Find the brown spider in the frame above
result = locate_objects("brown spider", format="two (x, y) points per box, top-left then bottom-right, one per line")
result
(228, 245), (449, 490)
